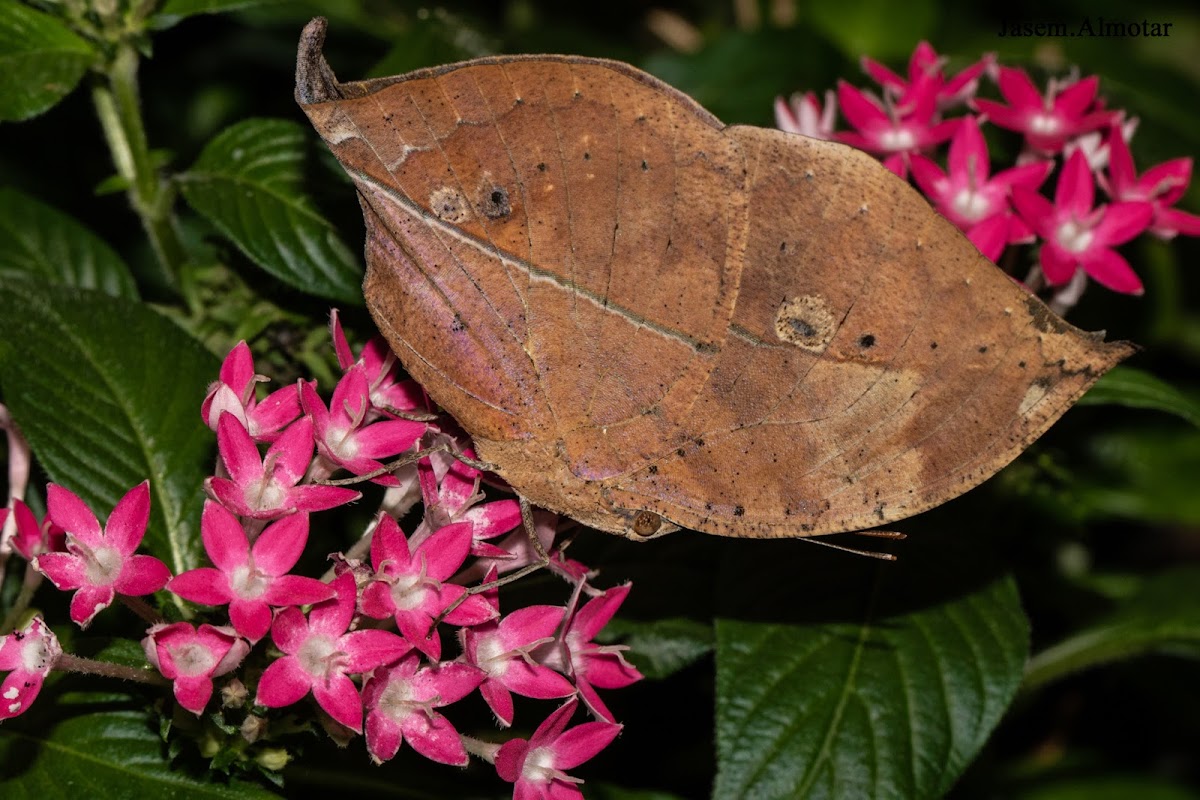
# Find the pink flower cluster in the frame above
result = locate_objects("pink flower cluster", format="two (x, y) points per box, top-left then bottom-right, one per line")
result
(775, 42), (1199, 302)
(0, 316), (641, 800)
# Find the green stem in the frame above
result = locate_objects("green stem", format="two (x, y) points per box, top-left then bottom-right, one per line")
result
(91, 42), (185, 292)
(55, 652), (168, 686)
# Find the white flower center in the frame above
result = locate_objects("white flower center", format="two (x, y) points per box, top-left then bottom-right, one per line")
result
(522, 746), (557, 784)
(230, 562), (270, 600)
(879, 127), (916, 152)
(82, 543), (124, 586)
(1055, 219), (1094, 253)
(247, 477), (287, 513)
(169, 642), (218, 677)
(297, 634), (343, 681)
(951, 188), (991, 223)
(1029, 113), (1060, 135)
(474, 634), (510, 678)
(21, 636), (56, 673)
(328, 425), (359, 461)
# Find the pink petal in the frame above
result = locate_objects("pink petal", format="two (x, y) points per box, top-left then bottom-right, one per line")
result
(909, 154), (949, 203)
(70, 583), (116, 628)
(313, 672), (364, 732)
(575, 677), (617, 722)
(217, 412), (265, 487)
(330, 309), (355, 370)
(361, 581), (397, 619)
(229, 598), (273, 642)
(573, 584), (631, 641)
(1144, 158), (1192, 204)
(881, 153), (907, 178)
(249, 385), (302, 440)
(1093, 201), (1154, 246)
(329, 367), (370, 428)
(552, 720), (623, 770)
(252, 512), (309, 575)
(341, 629), (411, 673)
(970, 100), (1027, 134)
(502, 661), (575, 700)
(291, 484), (361, 513)
(356, 419), (425, 460)
(256, 656), (312, 707)
(0, 671), (45, 720)
(419, 522), (474, 582)
(947, 116), (989, 182)
(309, 573), (356, 637)
(996, 66), (1044, 110)
(967, 215), (1010, 263)
(502, 605), (567, 644)
(201, 500), (249, 572)
(1154, 206), (1200, 237)
(371, 514), (411, 571)
(1055, 150), (1095, 217)
(34, 552), (86, 590)
(174, 675), (215, 715)
(583, 651), (643, 690)
(1054, 75), (1099, 118)
(299, 380), (329, 438)
(1039, 243), (1079, 286)
(400, 711), (469, 766)
(482, 680), (515, 726)
(463, 500), (521, 540)
(1011, 186), (1056, 238)
(398, 612), (443, 661)
(168, 568), (233, 605)
(366, 709), (404, 762)
(1083, 248), (1144, 294)
(47, 485), (101, 544)
(105, 481), (150, 556)
(837, 81), (887, 131)
(441, 588), (497, 627)
(262, 575), (335, 607)
(861, 55), (905, 93)
(268, 416), (316, 485)
(114, 554), (171, 596)
(528, 699), (580, 749)
(1105, 126), (1138, 194)
(991, 160), (1053, 193)
(495, 737), (530, 783)
(269, 607), (311, 654)
(220, 341), (255, 392)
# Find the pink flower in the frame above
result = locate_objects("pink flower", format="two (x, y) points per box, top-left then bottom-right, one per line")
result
(1100, 125), (1200, 240)
(461, 600), (575, 727)
(541, 584), (642, 723)
(774, 90), (837, 140)
(0, 615), (61, 720)
(1013, 150), (1154, 294)
(34, 482), (171, 628)
(494, 698), (622, 800)
(256, 573), (410, 732)
(362, 653), (484, 765)
(413, 453), (520, 556)
(168, 501), (334, 642)
(910, 115), (1052, 261)
(837, 79), (961, 177)
(360, 515), (496, 660)
(142, 622), (249, 715)
(206, 413), (360, 520)
(330, 310), (428, 416)
(301, 370), (426, 486)
(201, 341), (301, 443)
(6, 499), (65, 560)
(973, 69), (1118, 155)
(862, 41), (992, 109)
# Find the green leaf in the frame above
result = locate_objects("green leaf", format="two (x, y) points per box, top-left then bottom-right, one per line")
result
(1023, 568), (1200, 693)
(603, 617), (713, 680)
(0, 187), (138, 298)
(1073, 427), (1200, 525)
(152, 0), (282, 30)
(1077, 365), (1200, 428)
(0, 2), (95, 121)
(809, 0), (936, 59)
(0, 280), (219, 575)
(0, 707), (280, 798)
(713, 532), (1029, 799)
(178, 118), (362, 304)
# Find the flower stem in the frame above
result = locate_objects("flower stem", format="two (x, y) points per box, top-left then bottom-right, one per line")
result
(120, 594), (165, 626)
(90, 41), (186, 293)
(55, 652), (168, 686)
(461, 734), (501, 763)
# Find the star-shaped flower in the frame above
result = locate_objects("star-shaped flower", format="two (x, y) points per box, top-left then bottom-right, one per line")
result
(142, 622), (249, 715)
(774, 90), (837, 140)
(5, 499), (65, 560)
(0, 615), (61, 720)
(1100, 124), (1200, 240)
(168, 501), (334, 642)
(837, 78), (961, 177)
(256, 573), (410, 732)
(360, 515), (496, 660)
(206, 413), (360, 520)
(363, 653), (484, 765)
(201, 341), (301, 443)
(330, 310), (428, 416)
(494, 698), (622, 800)
(34, 482), (171, 628)
(862, 41), (992, 110)
(973, 69), (1118, 155)
(1013, 149), (1154, 294)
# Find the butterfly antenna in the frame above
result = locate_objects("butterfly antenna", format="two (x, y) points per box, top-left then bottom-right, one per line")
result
(800, 531), (905, 561)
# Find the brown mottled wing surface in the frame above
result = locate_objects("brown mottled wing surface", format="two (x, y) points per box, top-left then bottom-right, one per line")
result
(605, 126), (1134, 537)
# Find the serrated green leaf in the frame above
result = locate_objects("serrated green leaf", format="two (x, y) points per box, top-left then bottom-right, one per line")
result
(0, 187), (138, 298)
(0, 707), (280, 798)
(713, 533), (1028, 799)
(1024, 568), (1200, 693)
(0, 2), (95, 121)
(1078, 365), (1200, 428)
(0, 280), (219, 575)
(178, 118), (362, 303)
(603, 617), (713, 680)
(151, 0), (281, 30)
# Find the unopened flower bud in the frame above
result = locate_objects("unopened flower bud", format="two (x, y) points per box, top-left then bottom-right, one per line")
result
(255, 747), (290, 771)
(221, 678), (248, 709)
